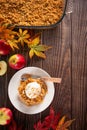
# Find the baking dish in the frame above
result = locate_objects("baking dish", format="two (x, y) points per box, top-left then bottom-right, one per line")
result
(15, 0), (67, 29)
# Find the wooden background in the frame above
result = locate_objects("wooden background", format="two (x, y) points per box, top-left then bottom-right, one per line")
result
(0, 0), (87, 130)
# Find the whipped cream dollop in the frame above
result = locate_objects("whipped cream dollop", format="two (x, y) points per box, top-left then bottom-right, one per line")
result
(25, 82), (41, 99)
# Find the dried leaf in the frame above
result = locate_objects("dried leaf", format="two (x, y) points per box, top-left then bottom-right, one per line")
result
(43, 107), (60, 130)
(34, 107), (74, 130)
(28, 35), (40, 47)
(29, 49), (34, 58)
(17, 28), (30, 46)
(56, 117), (75, 130)
(7, 39), (19, 50)
(8, 119), (17, 130)
(0, 25), (12, 40)
(0, 24), (16, 40)
(28, 41), (51, 59)
(29, 45), (51, 59)
(58, 116), (66, 126)
(34, 50), (46, 59)
(0, 24), (52, 59)
(32, 45), (52, 52)
(8, 119), (23, 130)
(61, 119), (75, 128)
(34, 121), (48, 130)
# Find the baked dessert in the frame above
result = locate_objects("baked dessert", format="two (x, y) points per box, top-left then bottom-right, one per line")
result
(0, 0), (65, 26)
(18, 77), (47, 106)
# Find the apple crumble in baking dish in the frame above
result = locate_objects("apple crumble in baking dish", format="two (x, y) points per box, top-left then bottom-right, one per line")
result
(0, 0), (65, 26)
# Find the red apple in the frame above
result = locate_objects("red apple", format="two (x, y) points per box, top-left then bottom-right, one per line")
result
(0, 40), (11, 55)
(8, 54), (26, 70)
(0, 107), (13, 125)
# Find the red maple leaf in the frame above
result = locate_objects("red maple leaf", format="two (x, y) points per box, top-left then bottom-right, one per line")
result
(43, 107), (60, 130)
(8, 118), (22, 130)
(34, 121), (48, 130)
(34, 107), (60, 130)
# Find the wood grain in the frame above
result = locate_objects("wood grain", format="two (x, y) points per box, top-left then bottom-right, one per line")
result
(71, 0), (87, 130)
(0, 0), (87, 130)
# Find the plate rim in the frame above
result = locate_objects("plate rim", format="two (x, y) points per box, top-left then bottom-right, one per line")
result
(8, 66), (55, 114)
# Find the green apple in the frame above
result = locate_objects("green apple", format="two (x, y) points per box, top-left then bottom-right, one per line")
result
(0, 61), (7, 76)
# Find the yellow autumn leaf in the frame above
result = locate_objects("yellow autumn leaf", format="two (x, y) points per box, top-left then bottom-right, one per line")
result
(17, 28), (30, 46)
(7, 39), (19, 51)
(29, 49), (34, 59)
(34, 50), (46, 59)
(29, 35), (40, 46)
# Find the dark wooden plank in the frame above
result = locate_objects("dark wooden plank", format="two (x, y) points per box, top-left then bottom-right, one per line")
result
(71, 0), (87, 130)
(85, 46), (87, 130)
(0, 0), (86, 130)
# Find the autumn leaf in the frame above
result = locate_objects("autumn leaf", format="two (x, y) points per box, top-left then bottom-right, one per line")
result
(34, 107), (60, 130)
(28, 34), (40, 46)
(28, 34), (52, 59)
(29, 48), (34, 58)
(29, 44), (52, 59)
(56, 116), (75, 130)
(34, 121), (48, 130)
(29, 49), (46, 59)
(0, 24), (19, 50)
(31, 45), (52, 52)
(8, 119), (17, 130)
(34, 50), (46, 59)
(17, 28), (30, 46)
(43, 107), (60, 130)
(7, 39), (19, 51)
(0, 24), (51, 59)
(58, 116), (66, 126)
(8, 119), (23, 130)
(0, 25), (13, 40)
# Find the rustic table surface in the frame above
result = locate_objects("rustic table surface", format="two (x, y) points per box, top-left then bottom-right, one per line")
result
(0, 0), (87, 130)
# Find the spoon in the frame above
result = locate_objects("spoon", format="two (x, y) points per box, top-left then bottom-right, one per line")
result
(21, 73), (62, 83)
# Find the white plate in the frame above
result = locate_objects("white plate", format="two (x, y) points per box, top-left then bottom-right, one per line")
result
(8, 67), (55, 114)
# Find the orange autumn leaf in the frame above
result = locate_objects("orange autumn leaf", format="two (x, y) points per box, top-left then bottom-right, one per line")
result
(0, 25), (12, 40)
(58, 116), (66, 127)
(61, 119), (75, 128)
(56, 116), (75, 130)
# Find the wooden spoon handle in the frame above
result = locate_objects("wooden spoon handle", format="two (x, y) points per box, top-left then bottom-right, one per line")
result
(41, 77), (62, 83)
